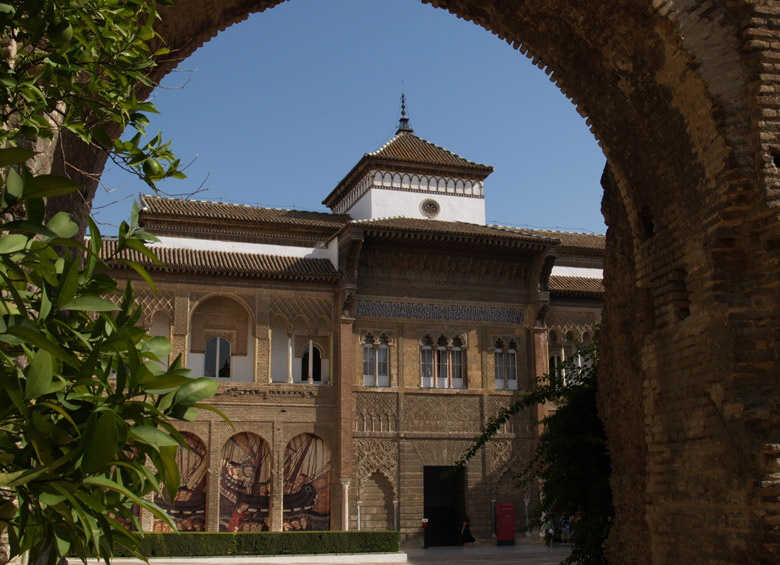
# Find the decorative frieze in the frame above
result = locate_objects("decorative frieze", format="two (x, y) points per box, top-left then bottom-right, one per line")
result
(356, 299), (524, 325)
(403, 394), (481, 433)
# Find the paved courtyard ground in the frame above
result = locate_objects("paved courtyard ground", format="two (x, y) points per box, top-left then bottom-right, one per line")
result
(403, 543), (571, 565)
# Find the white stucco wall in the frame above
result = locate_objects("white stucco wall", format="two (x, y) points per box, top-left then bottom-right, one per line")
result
(348, 187), (485, 225)
(550, 265), (603, 279)
(152, 236), (337, 269)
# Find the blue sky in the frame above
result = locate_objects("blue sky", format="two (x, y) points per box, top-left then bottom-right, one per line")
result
(95, 0), (607, 234)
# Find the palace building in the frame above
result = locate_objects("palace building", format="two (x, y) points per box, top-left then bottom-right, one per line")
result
(111, 103), (604, 546)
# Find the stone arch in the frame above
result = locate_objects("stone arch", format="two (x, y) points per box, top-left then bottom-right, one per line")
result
(359, 471), (394, 531)
(219, 431), (271, 532)
(153, 432), (208, 532)
(283, 433), (331, 531)
(46, 1), (780, 560)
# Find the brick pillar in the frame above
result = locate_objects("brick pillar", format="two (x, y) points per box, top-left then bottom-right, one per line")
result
(336, 316), (355, 530)
(531, 327), (548, 430)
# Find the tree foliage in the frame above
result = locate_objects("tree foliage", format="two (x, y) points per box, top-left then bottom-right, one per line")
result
(0, 157), (224, 564)
(456, 336), (613, 564)
(0, 0), (184, 183)
(0, 1), (223, 564)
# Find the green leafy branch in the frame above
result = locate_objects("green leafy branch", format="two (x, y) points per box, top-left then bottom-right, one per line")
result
(0, 148), (225, 565)
(0, 0), (184, 187)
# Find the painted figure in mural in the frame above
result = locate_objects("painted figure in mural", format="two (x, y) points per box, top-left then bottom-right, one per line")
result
(153, 432), (208, 532)
(219, 432), (271, 532)
(283, 434), (331, 531)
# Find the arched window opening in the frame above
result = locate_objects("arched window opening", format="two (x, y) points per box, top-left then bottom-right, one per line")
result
(451, 336), (465, 389)
(363, 334), (390, 387)
(436, 336), (449, 387)
(420, 336), (434, 387)
(494, 339), (517, 390)
(205, 337), (231, 379)
(302, 345), (322, 383)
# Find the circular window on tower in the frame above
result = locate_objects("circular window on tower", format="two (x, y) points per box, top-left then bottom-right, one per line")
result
(420, 198), (440, 219)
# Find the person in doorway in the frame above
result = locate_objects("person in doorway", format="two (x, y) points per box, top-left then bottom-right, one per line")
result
(544, 517), (554, 547)
(561, 512), (571, 544)
(461, 515), (476, 547)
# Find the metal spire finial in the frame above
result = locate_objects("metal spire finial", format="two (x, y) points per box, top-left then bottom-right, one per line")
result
(397, 89), (413, 133)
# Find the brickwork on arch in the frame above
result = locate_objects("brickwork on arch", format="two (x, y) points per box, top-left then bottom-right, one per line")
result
(37, 0), (780, 562)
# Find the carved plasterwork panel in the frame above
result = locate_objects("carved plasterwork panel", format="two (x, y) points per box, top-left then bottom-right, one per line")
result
(487, 439), (530, 495)
(546, 310), (597, 338)
(403, 394), (480, 433)
(355, 439), (398, 499)
(408, 439), (474, 467)
(271, 294), (332, 328)
(117, 287), (174, 327)
(355, 392), (398, 432)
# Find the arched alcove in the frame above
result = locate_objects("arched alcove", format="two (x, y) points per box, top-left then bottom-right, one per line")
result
(283, 434), (331, 531)
(220, 432), (271, 532)
(153, 432), (208, 532)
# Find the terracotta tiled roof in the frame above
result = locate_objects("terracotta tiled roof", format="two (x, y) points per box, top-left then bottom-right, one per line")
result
(323, 131), (493, 209)
(101, 239), (339, 281)
(352, 217), (558, 245)
(549, 275), (604, 296)
(502, 228), (605, 251)
(368, 131), (493, 172)
(139, 195), (350, 230)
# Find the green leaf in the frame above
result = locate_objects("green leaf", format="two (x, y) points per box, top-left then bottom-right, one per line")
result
(23, 174), (81, 198)
(0, 466), (48, 488)
(61, 296), (119, 312)
(127, 426), (178, 450)
(0, 147), (36, 167)
(5, 168), (24, 202)
(82, 412), (122, 474)
(0, 233), (28, 254)
(25, 350), (53, 399)
(6, 326), (76, 368)
(46, 211), (79, 239)
(173, 377), (218, 407)
(141, 335), (171, 362)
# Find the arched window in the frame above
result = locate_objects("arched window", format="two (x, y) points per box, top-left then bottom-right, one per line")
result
(302, 345), (322, 382)
(506, 340), (518, 390)
(420, 336), (434, 387)
(495, 339), (518, 390)
(451, 336), (465, 388)
(205, 337), (231, 379)
(436, 336), (449, 387)
(549, 354), (563, 383)
(363, 334), (390, 387)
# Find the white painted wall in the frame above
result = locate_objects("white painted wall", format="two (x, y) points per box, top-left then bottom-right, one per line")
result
(551, 265), (603, 279)
(348, 188), (485, 224)
(152, 236), (337, 269)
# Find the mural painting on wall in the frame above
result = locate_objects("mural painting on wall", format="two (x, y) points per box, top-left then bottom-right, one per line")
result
(283, 434), (331, 531)
(153, 432), (208, 532)
(220, 432), (271, 532)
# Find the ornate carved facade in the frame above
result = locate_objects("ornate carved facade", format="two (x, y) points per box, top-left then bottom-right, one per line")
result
(108, 113), (603, 546)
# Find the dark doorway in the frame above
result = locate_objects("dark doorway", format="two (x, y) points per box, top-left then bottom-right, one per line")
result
(423, 466), (465, 547)
(301, 346), (321, 382)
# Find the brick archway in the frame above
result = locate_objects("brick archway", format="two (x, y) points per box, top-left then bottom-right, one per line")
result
(50, 1), (779, 562)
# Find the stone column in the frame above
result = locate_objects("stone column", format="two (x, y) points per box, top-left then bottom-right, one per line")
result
(286, 331), (293, 384)
(307, 337), (314, 385)
(341, 478), (351, 531)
